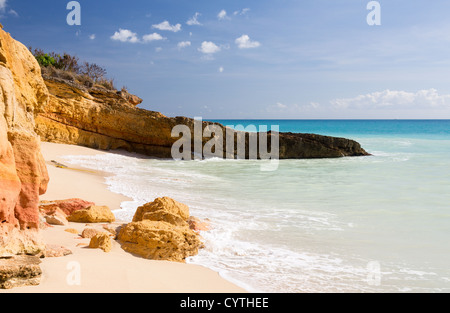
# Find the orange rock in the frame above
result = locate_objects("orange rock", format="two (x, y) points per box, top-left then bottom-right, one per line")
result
(0, 26), (49, 256)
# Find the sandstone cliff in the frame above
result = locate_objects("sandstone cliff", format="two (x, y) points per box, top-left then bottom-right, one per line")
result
(35, 77), (369, 159)
(0, 27), (49, 256)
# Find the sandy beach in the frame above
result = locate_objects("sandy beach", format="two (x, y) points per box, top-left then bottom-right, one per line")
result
(3, 142), (246, 293)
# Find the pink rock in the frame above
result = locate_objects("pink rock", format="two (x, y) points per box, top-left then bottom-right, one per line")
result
(39, 198), (95, 216)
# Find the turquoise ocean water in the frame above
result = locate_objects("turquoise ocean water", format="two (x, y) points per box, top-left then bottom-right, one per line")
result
(65, 120), (450, 293)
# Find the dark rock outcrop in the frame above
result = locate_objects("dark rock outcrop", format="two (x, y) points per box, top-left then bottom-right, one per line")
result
(278, 132), (369, 159)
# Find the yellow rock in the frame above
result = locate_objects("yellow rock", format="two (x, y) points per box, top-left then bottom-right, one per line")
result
(81, 227), (101, 239)
(64, 228), (79, 235)
(89, 233), (112, 253)
(117, 197), (203, 262)
(118, 220), (201, 263)
(133, 197), (190, 224)
(67, 206), (115, 223)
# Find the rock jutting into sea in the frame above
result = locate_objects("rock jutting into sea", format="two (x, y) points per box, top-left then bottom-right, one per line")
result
(34, 78), (369, 160)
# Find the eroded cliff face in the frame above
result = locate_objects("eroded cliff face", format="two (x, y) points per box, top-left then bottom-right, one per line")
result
(36, 77), (369, 160)
(0, 27), (49, 256)
(36, 77), (180, 158)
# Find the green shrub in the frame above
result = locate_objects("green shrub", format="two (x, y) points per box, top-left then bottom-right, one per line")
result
(35, 53), (56, 67)
(29, 47), (114, 90)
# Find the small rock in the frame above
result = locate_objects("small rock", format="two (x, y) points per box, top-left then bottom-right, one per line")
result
(65, 228), (79, 235)
(44, 210), (69, 226)
(81, 228), (101, 239)
(102, 224), (119, 238)
(89, 233), (112, 253)
(43, 244), (72, 258)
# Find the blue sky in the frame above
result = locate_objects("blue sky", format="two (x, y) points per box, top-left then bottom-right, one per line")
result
(2, 0), (450, 119)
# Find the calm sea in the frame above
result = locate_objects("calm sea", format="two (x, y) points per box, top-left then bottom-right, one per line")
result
(64, 120), (450, 293)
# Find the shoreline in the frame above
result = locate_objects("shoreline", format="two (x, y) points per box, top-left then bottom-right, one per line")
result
(4, 142), (247, 293)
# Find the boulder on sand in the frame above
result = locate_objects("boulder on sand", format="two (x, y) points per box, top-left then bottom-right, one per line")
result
(118, 197), (202, 262)
(67, 205), (115, 223)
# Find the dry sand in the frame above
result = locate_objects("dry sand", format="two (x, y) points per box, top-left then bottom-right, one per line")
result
(3, 142), (246, 293)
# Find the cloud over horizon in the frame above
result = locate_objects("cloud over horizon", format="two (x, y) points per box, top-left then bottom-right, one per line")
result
(331, 89), (450, 110)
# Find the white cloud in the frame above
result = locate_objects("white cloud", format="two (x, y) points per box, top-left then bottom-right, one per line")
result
(8, 9), (17, 16)
(152, 21), (182, 32)
(142, 32), (165, 42)
(187, 12), (202, 26)
(155, 47), (163, 52)
(267, 102), (321, 114)
(0, 0), (6, 11)
(111, 29), (139, 43)
(177, 41), (191, 49)
(234, 8), (250, 16)
(218, 10), (229, 20)
(89, 34), (96, 40)
(198, 41), (221, 54)
(235, 35), (261, 49)
(219, 66), (224, 73)
(331, 89), (450, 110)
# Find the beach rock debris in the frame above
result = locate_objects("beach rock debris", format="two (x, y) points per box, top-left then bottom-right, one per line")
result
(39, 205), (69, 226)
(67, 205), (116, 223)
(118, 197), (203, 263)
(41, 244), (73, 258)
(89, 233), (112, 253)
(0, 255), (42, 289)
(64, 228), (79, 235)
(39, 198), (95, 216)
(81, 227), (101, 239)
